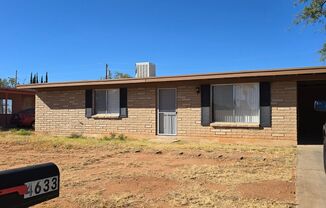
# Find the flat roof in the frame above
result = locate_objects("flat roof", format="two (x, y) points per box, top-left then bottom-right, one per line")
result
(17, 66), (326, 90)
(0, 88), (35, 95)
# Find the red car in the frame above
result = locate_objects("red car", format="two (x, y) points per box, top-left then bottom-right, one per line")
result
(11, 108), (35, 128)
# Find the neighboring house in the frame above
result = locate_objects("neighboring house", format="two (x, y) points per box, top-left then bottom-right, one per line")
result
(17, 66), (326, 145)
(0, 88), (35, 128)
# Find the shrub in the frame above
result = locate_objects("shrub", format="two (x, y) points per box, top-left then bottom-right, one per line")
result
(117, 134), (127, 141)
(10, 128), (17, 133)
(17, 129), (32, 136)
(11, 129), (32, 136)
(110, 132), (117, 140)
(68, 133), (83, 139)
(102, 136), (109, 141)
(102, 133), (127, 141)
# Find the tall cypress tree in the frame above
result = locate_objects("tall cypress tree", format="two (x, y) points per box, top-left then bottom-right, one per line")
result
(45, 72), (48, 83)
(30, 73), (33, 84)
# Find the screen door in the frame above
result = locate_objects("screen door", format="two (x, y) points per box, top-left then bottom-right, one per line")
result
(158, 88), (177, 135)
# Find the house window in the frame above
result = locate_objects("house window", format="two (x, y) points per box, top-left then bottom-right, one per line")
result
(212, 83), (259, 123)
(0, 99), (12, 114)
(95, 89), (120, 115)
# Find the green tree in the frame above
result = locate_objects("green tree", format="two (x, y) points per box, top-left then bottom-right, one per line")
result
(296, 0), (326, 60)
(113, 72), (132, 79)
(0, 78), (9, 88)
(8, 77), (17, 87)
(33, 74), (37, 83)
(30, 73), (33, 84)
(45, 72), (48, 83)
(0, 77), (17, 88)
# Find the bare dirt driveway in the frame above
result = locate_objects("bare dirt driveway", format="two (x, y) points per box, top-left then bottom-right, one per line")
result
(0, 131), (296, 208)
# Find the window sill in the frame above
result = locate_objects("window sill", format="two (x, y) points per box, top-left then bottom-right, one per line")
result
(210, 122), (261, 129)
(91, 114), (120, 119)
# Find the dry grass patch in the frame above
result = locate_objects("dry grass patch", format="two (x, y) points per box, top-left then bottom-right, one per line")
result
(0, 131), (296, 208)
(168, 184), (295, 208)
(172, 158), (294, 185)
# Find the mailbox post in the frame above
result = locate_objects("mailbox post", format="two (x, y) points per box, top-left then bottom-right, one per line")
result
(0, 163), (60, 208)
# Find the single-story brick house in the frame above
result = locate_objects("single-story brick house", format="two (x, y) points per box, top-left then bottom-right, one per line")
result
(17, 66), (326, 145)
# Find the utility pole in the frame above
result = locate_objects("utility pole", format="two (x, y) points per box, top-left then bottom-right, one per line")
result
(15, 70), (18, 87)
(105, 64), (108, 79)
(106, 64), (111, 79)
(105, 64), (107, 79)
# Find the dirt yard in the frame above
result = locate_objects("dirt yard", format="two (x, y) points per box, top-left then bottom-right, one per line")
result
(0, 130), (296, 208)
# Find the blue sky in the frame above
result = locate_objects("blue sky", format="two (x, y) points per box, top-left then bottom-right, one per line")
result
(0, 0), (324, 83)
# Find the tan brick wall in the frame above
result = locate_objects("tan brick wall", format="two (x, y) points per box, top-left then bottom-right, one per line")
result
(35, 81), (297, 141)
(36, 88), (156, 136)
(176, 81), (297, 141)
